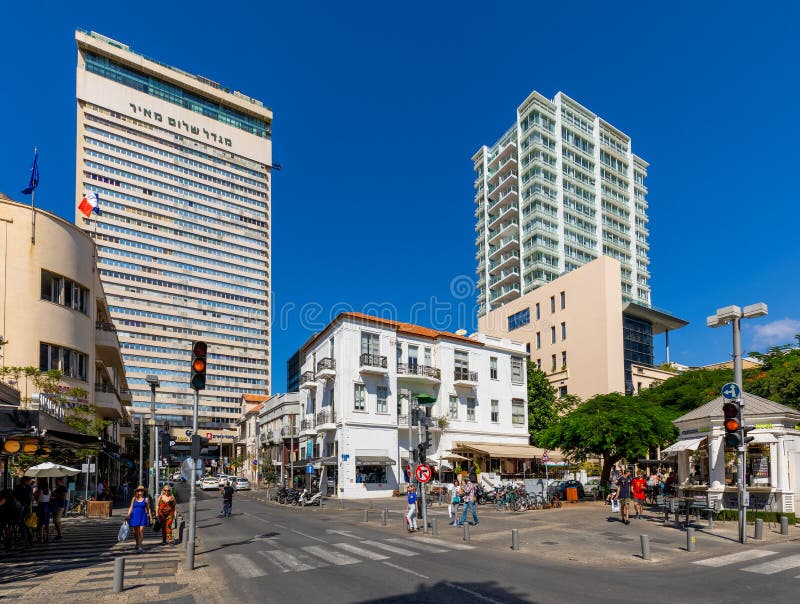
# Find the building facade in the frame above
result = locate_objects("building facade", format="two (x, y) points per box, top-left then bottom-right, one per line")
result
(0, 193), (129, 444)
(478, 257), (686, 400)
(296, 313), (529, 499)
(235, 394), (267, 483)
(74, 30), (273, 430)
(257, 392), (302, 486)
(474, 90), (651, 316)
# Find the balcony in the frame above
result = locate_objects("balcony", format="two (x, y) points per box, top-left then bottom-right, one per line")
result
(281, 425), (299, 439)
(300, 416), (317, 436)
(397, 414), (409, 427)
(487, 221), (519, 247)
(488, 237), (519, 261)
(300, 371), (317, 390)
(489, 284), (521, 305)
(489, 252), (520, 275)
(316, 358), (336, 380)
(359, 353), (388, 375)
(396, 363), (441, 385)
(95, 321), (119, 351)
(489, 269), (519, 288)
(453, 368), (479, 388)
(93, 383), (124, 419)
(315, 408), (336, 429)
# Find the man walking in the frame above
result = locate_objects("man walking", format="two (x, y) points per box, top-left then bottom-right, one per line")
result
(631, 470), (647, 520)
(52, 478), (68, 541)
(405, 485), (418, 533)
(455, 474), (479, 527)
(220, 480), (234, 517)
(614, 468), (633, 525)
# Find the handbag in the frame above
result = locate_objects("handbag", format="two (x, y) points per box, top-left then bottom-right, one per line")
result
(25, 511), (38, 529)
(118, 520), (130, 542)
(611, 498), (620, 513)
(152, 517), (162, 532)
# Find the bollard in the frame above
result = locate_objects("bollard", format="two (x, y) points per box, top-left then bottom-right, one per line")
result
(113, 557), (125, 593)
(463, 522), (470, 542)
(339, 498), (344, 510)
(780, 516), (789, 536)
(511, 529), (519, 551)
(363, 509), (369, 522)
(369, 500), (373, 510)
(432, 518), (439, 536)
(754, 518), (764, 540)
(708, 511), (714, 530)
(674, 510), (681, 529)
(381, 509), (387, 526)
(640, 535), (650, 560)
(686, 527), (696, 552)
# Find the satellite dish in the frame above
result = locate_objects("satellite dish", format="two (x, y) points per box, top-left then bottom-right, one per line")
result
(455, 329), (467, 336)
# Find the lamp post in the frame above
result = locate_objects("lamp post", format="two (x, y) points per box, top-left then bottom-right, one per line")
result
(145, 375), (160, 501)
(707, 302), (768, 544)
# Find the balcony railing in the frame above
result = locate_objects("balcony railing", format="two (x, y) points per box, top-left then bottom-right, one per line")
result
(454, 368), (478, 382)
(316, 358), (336, 372)
(94, 382), (120, 395)
(397, 414), (409, 426)
(300, 418), (316, 430)
(96, 321), (117, 332)
(300, 370), (316, 384)
(360, 353), (387, 369)
(397, 363), (441, 380)
(281, 425), (299, 438)
(315, 408), (336, 425)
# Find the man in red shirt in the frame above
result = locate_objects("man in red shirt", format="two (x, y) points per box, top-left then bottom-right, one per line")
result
(631, 470), (647, 520)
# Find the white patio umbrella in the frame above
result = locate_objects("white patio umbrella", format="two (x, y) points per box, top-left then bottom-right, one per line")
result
(24, 462), (81, 478)
(439, 453), (469, 461)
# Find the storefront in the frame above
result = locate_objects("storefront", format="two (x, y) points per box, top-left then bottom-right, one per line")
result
(666, 392), (800, 514)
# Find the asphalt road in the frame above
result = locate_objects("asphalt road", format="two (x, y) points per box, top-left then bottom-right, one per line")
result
(188, 489), (800, 604)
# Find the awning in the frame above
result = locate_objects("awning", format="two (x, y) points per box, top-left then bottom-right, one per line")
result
(662, 436), (706, 456)
(455, 442), (560, 461)
(355, 456), (395, 466)
(320, 456), (337, 466)
(750, 432), (778, 444)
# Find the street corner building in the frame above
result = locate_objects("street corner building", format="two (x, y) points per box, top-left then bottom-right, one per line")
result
(279, 312), (532, 500)
(73, 31), (273, 432)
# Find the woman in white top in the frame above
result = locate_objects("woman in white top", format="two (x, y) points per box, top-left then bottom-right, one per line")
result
(35, 479), (51, 543)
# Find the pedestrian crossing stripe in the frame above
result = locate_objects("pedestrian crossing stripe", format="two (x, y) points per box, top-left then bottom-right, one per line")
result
(333, 542), (389, 560)
(223, 553), (267, 578)
(693, 550), (777, 567)
(742, 554), (800, 575)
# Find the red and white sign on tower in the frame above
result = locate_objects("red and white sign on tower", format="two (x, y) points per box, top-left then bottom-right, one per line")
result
(542, 451), (550, 463)
(415, 464), (432, 483)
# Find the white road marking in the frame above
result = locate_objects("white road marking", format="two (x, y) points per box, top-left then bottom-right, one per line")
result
(259, 549), (326, 572)
(411, 536), (475, 550)
(224, 553), (267, 578)
(333, 542), (389, 560)
(360, 540), (418, 557)
(303, 545), (361, 565)
(445, 582), (503, 604)
(292, 529), (328, 543)
(386, 538), (449, 553)
(382, 561), (429, 579)
(743, 554), (800, 574)
(693, 550), (777, 567)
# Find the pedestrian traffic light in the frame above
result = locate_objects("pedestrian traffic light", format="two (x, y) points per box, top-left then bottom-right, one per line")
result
(417, 443), (426, 464)
(424, 427), (432, 452)
(190, 341), (207, 390)
(160, 432), (171, 463)
(742, 424), (756, 445)
(723, 401), (741, 447)
(190, 434), (209, 459)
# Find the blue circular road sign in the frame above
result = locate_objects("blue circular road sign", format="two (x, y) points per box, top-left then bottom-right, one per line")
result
(721, 382), (741, 400)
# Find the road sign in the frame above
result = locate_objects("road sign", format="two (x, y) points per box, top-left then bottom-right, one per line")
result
(415, 464), (432, 483)
(722, 382), (741, 400)
(185, 429), (193, 437)
(206, 432), (213, 439)
(541, 451), (550, 463)
(341, 454), (350, 461)
(306, 464), (315, 474)
(169, 440), (176, 447)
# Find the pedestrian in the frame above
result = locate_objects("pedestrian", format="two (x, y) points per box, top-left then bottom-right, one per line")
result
(0, 489), (19, 551)
(664, 470), (676, 495)
(126, 485), (153, 553)
(156, 485), (176, 544)
(455, 475), (478, 527)
(220, 480), (234, 517)
(448, 478), (461, 523)
(613, 469), (633, 525)
(52, 477), (68, 541)
(35, 479), (51, 543)
(405, 485), (418, 532)
(631, 470), (647, 520)
(122, 481), (130, 501)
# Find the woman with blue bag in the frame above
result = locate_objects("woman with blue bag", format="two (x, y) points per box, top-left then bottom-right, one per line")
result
(448, 478), (462, 525)
(126, 485), (153, 553)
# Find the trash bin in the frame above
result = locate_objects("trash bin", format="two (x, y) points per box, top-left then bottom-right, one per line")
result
(87, 500), (113, 517)
(566, 487), (579, 502)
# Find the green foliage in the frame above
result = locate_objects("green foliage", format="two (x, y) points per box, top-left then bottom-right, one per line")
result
(745, 338), (800, 407)
(538, 392), (677, 483)
(453, 462), (462, 475)
(716, 510), (796, 524)
(473, 461), (481, 474)
(527, 360), (557, 446)
(262, 456), (277, 483)
(637, 367), (732, 418)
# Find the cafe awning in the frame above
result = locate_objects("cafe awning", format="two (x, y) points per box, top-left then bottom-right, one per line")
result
(456, 442), (560, 461)
(662, 436), (706, 456)
(320, 456), (337, 466)
(750, 432), (778, 444)
(355, 456), (395, 466)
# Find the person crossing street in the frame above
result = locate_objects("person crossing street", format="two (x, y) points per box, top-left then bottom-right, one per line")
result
(631, 470), (647, 520)
(613, 469), (633, 525)
(454, 474), (479, 527)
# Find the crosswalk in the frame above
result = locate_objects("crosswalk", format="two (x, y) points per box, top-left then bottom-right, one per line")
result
(221, 535), (473, 578)
(694, 549), (800, 577)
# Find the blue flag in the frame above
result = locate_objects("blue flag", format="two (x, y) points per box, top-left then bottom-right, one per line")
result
(21, 151), (39, 195)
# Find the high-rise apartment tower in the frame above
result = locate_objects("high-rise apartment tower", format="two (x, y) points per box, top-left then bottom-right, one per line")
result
(75, 31), (272, 430)
(474, 91), (650, 316)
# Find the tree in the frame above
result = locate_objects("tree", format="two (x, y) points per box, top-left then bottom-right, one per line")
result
(538, 392), (677, 485)
(637, 367), (732, 418)
(745, 336), (800, 407)
(527, 360), (557, 446)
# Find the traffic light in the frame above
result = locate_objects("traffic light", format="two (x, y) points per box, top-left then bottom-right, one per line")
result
(742, 424), (756, 445)
(417, 443), (426, 464)
(190, 341), (207, 390)
(424, 427), (432, 452)
(723, 401), (741, 447)
(160, 432), (171, 464)
(190, 434), (209, 459)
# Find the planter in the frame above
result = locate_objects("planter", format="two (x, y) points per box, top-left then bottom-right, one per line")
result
(86, 500), (113, 517)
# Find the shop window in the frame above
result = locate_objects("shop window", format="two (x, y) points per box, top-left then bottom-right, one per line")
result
(356, 466), (387, 484)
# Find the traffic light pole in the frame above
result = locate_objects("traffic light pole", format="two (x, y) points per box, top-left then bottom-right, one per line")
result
(417, 414), (428, 534)
(148, 385), (157, 502)
(733, 317), (747, 545)
(187, 388), (199, 570)
(138, 414), (144, 487)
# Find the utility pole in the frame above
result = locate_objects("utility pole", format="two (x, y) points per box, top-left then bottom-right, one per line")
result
(417, 413), (428, 534)
(146, 375), (160, 501)
(138, 414), (144, 487)
(186, 340), (207, 571)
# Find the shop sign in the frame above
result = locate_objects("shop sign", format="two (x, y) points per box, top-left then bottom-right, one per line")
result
(754, 423), (774, 429)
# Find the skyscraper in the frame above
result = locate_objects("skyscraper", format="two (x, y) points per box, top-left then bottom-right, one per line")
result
(75, 30), (272, 430)
(474, 91), (650, 317)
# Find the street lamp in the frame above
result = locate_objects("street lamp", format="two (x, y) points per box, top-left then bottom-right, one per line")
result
(145, 374), (160, 501)
(707, 302), (767, 544)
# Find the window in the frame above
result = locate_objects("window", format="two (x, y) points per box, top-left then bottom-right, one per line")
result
(551, 354), (557, 371)
(466, 397), (476, 421)
(560, 291), (566, 309)
(490, 357), (498, 380)
(491, 400), (499, 423)
(511, 357), (524, 384)
(361, 331), (380, 356)
(39, 343), (88, 381)
(408, 345), (419, 368)
(396, 343), (402, 363)
(512, 399), (525, 424)
(454, 350), (469, 380)
(508, 308), (530, 331)
(424, 347), (432, 366)
(551, 325), (556, 344)
(561, 322), (567, 340)
(559, 386), (568, 397)
(550, 295), (556, 313)
(354, 383), (366, 411)
(536, 358), (542, 370)
(376, 386), (388, 413)
(562, 351), (567, 368)
(536, 332), (541, 349)
(449, 395), (458, 419)
(40, 270), (89, 315)
(535, 303), (541, 320)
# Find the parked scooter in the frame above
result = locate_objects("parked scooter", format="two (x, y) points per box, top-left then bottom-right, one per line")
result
(299, 489), (323, 507)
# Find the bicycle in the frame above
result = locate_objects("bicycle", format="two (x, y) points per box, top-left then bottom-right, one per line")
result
(68, 498), (87, 516)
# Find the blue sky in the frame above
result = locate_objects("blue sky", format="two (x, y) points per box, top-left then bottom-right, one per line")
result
(0, 1), (797, 392)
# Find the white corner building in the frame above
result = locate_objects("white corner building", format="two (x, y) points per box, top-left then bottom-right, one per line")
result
(296, 312), (529, 499)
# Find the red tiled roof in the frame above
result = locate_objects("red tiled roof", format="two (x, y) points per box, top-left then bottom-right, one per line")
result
(243, 394), (270, 402)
